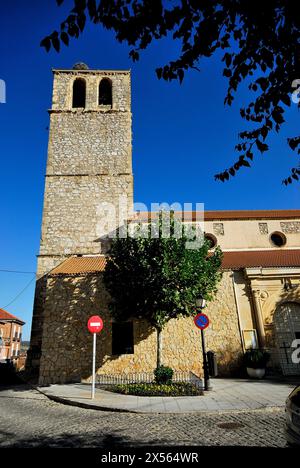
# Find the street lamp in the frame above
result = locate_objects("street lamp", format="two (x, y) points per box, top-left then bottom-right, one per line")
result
(196, 295), (211, 391)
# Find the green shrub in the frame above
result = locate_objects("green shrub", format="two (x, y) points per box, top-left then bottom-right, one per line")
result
(108, 382), (202, 396)
(154, 365), (174, 385)
(243, 349), (270, 369)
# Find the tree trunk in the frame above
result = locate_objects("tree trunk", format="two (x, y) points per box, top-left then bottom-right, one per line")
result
(156, 327), (162, 368)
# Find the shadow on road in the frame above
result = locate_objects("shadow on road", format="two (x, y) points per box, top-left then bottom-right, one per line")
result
(1, 431), (168, 448)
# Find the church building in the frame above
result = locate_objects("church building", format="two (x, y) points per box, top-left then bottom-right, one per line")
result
(27, 65), (300, 385)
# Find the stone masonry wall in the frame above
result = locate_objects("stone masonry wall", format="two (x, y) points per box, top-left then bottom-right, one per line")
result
(204, 271), (244, 374)
(28, 69), (133, 374)
(52, 70), (130, 111)
(40, 174), (133, 256)
(38, 271), (242, 385)
(40, 69), (133, 259)
(47, 112), (132, 175)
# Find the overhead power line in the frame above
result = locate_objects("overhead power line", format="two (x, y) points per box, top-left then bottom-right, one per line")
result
(1, 275), (36, 309)
(0, 269), (36, 274)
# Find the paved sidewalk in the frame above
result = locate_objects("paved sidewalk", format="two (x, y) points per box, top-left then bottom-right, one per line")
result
(38, 378), (298, 413)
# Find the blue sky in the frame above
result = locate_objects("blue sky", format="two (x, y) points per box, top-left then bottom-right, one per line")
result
(0, 1), (299, 339)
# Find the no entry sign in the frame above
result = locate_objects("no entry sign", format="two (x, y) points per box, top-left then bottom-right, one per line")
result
(87, 315), (103, 334)
(87, 315), (103, 400)
(194, 313), (210, 330)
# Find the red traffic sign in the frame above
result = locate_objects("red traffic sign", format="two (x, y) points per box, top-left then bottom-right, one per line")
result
(87, 315), (103, 334)
(194, 313), (210, 330)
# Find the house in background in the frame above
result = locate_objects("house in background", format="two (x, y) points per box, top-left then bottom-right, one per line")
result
(0, 308), (25, 363)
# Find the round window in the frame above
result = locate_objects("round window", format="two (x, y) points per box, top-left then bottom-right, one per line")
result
(205, 233), (217, 249)
(270, 231), (286, 247)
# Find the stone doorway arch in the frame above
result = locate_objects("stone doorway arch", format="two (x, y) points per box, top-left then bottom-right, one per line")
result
(274, 301), (300, 375)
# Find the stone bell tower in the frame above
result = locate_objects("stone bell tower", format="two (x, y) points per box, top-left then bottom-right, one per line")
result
(27, 64), (133, 372)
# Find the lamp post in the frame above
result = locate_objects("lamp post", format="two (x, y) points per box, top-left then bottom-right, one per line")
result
(196, 297), (212, 391)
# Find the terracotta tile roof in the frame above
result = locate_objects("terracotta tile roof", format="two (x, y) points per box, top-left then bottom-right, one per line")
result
(50, 250), (300, 276)
(130, 209), (300, 221)
(0, 308), (25, 324)
(221, 249), (300, 270)
(50, 256), (107, 275)
(205, 210), (300, 220)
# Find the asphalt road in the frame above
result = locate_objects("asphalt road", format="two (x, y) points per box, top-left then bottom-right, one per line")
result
(0, 385), (288, 448)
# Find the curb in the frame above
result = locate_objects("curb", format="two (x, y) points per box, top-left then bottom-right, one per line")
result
(40, 390), (285, 415)
(40, 391), (138, 413)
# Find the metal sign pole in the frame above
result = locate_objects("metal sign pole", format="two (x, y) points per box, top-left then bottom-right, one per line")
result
(87, 315), (103, 399)
(92, 332), (96, 399)
(201, 328), (211, 391)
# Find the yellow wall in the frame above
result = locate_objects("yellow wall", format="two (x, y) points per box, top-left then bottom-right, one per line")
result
(204, 218), (300, 250)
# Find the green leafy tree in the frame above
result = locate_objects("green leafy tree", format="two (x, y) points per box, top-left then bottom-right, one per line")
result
(103, 213), (222, 368)
(42, 1), (299, 184)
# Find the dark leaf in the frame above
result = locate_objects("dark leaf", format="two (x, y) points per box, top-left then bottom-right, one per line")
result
(156, 68), (163, 80)
(178, 69), (184, 84)
(60, 32), (69, 46)
(261, 126), (268, 140)
(288, 137), (300, 151)
(281, 94), (290, 107)
(256, 77), (268, 91)
(40, 36), (51, 52)
(266, 119), (273, 129)
(88, 0), (97, 18)
(73, 0), (86, 13)
(77, 13), (86, 32)
(129, 50), (139, 62)
(222, 52), (232, 68)
(272, 109), (285, 125)
(68, 22), (80, 38)
(223, 68), (231, 78)
(256, 139), (269, 153)
(52, 35), (60, 52)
